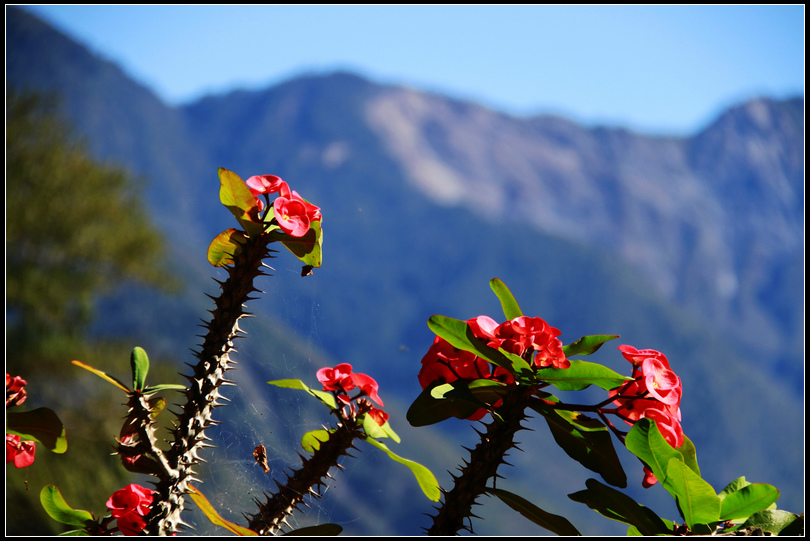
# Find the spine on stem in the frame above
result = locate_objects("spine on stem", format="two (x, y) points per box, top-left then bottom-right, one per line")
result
(427, 385), (534, 536)
(247, 422), (364, 535)
(144, 234), (274, 535)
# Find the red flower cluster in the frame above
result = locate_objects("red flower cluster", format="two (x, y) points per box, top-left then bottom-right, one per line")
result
(105, 484), (155, 536)
(6, 373), (36, 468)
(418, 315), (568, 421)
(246, 174), (321, 237)
(6, 434), (36, 468)
(6, 373), (28, 407)
(610, 345), (684, 487)
(316, 363), (388, 426)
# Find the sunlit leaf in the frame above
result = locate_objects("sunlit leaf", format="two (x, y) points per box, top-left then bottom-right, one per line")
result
(301, 429), (331, 453)
(489, 278), (523, 320)
(363, 437), (441, 501)
(487, 487), (581, 535)
(267, 379), (336, 410)
(406, 379), (509, 427)
(207, 228), (247, 267)
(40, 485), (93, 527)
(568, 478), (671, 535)
(71, 360), (129, 392)
(624, 418), (684, 485)
(270, 219), (323, 268)
(130, 346), (149, 392)
(663, 459), (720, 528)
(142, 383), (187, 394)
(188, 484), (258, 535)
(535, 360), (630, 391)
(563, 335), (620, 357)
(218, 168), (262, 237)
(7, 408), (68, 453)
(719, 482), (780, 521)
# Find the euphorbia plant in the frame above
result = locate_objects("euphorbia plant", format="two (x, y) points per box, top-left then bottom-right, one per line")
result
(407, 278), (802, 536)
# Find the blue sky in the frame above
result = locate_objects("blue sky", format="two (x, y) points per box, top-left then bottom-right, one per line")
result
(20, 4), (804, 135)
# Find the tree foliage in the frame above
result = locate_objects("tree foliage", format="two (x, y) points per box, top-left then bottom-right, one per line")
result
(6, 91), (174, 349)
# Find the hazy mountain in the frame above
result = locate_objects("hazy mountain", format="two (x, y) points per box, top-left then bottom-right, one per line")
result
(7, 6), (804, 535)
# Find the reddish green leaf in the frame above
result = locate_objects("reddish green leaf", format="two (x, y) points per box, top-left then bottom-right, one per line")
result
(71, 360), (129, 392)
(207, 228), (247, 267)
(218, 168), (262, 236)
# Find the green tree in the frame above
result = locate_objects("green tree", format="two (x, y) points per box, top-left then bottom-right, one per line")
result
(6, 91), (180, 534)
(7, 91), (174, 350)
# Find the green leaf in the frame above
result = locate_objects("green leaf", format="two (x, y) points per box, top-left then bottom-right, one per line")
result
(188, 484), (258, 535)
(719, 476), (751, 499)
(530, 399), (627, 488)
(568, 478), (671, 535)
(266, 218), (323, 269)
(624, 418), (684, 485)
(486, 487), (581, 535)
(563, 335), (620, 357)
(719, 483), (780, 521)
(663, 459), (720, 528)
(142, 383), (187, 393)
(301, 429), (331, 453)
(7, 408), (68, 453)
(361, 414), (400, 443)
(130, 346), (149, 392)
(71, 360), (129, 392)
(741, 510), (802, 535)
(218, 168), (262, 236)
(427, 315), (533, 378)
(489, 278), (523, 320)
(535, 359), (631, 391)
(362, 437), (441, 502)
(282, 524), (343, 536)
(267, 379), (337, 410)
(40, 485), (94, 527)
(207, 228), (247, 267)
(406, 379), (510, 427)
(676, 435), (700, 477)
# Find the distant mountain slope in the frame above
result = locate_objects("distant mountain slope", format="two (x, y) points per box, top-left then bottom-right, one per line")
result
(8, 6), (804, 534)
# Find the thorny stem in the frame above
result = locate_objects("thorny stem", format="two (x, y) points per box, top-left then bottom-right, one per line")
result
(247, 420), (365, 535)
(427, 385), (535, 536)
(142, 231), (275, 535)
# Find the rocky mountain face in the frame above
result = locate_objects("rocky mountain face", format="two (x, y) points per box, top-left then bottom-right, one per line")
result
(8, 6), (804, 535)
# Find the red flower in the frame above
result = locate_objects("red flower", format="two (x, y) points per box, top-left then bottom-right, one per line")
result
(640, 358), (681, 406)
(273, 196), (312, 237)
(351, 372), (384, 408)
(6, 434), (36, 468)
(316, 363), (355, 392)
(641, 465), (658, 488)
(6, 373), (28, 407)
(246, 174), (288, 197)
(116, 512), (148, 536)
(106, 484), (154, 519)
(368, 407), (390, 427)
(641, 402), (684, 448)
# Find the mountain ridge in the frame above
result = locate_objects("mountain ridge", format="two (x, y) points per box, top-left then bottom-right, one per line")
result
(7, 6), (804, 534)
